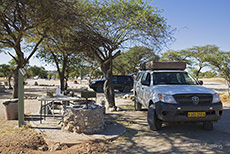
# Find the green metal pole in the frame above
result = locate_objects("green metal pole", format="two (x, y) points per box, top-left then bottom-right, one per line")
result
(18, 69), (24, 127)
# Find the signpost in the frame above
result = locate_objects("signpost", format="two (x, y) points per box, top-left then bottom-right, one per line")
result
(18, 68), (26, 127)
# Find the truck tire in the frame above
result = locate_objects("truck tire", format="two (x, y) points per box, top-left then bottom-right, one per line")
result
(203, 122), (213, 130)
(134, 97), (142, 111)
(147, 104), (162, 131)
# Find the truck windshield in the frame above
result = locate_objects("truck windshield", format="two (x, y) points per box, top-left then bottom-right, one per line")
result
(153, 72), (197, 85)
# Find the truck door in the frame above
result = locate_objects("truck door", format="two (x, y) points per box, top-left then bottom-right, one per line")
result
(141, 72), (151, 106)
(138, 72), (148, 104)
(134, 72), (143, 100)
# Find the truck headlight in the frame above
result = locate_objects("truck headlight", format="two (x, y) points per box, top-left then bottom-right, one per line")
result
(212, 93), (221, 103)
(158, 94), (177, 104)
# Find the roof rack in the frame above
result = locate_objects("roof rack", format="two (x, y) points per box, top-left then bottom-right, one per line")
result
(140, 61), (186, 70)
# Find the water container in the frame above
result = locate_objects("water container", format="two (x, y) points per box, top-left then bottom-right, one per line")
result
(56, 86), (61, 96)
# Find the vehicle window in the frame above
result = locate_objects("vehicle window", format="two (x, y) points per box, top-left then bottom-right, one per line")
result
(153, 72), (197, 85)
(146, 73), (151, 84)
(141, 72), (150, 86)
(136, 72), (143, 81)
(127, 77), (131, 81)
(117, 76), (123, 82)
(112, 76), (118, 82)
(141, 73), (148, 82)
(183, 72), (197, 85)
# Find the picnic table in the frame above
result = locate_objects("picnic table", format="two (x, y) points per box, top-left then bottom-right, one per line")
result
(38, 95), (80, 123)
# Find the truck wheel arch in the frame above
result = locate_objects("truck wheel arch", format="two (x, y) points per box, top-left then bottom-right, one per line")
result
(149, 100), (154, 107)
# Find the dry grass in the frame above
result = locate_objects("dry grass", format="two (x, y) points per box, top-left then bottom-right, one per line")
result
(220, 94), (230, 104)
(201, 77), (227, 83)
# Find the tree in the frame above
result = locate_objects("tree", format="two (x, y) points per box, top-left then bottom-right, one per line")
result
(80, 0), (173, 109)
(0, 59), (18, 89)
(26, 65), (47, 79)
(160, 50), (192, 68)
(206, 51), (230, 94)
(0, 64), (11, 78)
(184, 45), (219, 80)
(0, 64), (12, 88)
(161, 50), (187, 61)
(0, 0), (60, 98)
(37, 30), (85, 91)
(113, 46), (160, 75)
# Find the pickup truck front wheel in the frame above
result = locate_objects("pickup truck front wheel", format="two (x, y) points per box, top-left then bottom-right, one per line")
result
(148, 104), (162, 131)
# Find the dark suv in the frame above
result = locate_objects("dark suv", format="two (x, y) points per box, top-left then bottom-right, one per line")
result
(89, 75), (134, 92)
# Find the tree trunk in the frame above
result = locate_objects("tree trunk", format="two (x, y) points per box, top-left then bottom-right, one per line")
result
(101, 56), (116, 109)
(8, 73), (13, 89)
(59, 72), (65, 92)
(196, 66), (202, 80)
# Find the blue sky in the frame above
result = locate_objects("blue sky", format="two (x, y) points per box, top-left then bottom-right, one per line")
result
(0, 0), (230, 70)
(152, 0), (230, 52)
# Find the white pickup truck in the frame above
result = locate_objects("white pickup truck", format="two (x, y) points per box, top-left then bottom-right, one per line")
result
(133, 62), (223, 130)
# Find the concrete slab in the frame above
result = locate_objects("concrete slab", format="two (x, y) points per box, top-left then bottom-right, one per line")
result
(29, 114), (126, 147)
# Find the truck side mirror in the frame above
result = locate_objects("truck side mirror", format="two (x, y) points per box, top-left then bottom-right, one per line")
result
(198, 80), (203, 85)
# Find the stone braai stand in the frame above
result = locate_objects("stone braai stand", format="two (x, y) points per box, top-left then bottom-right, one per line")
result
(62, 104), (105, 133)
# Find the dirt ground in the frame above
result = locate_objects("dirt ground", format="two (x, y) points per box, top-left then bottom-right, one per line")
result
(0, 78), (230, 154)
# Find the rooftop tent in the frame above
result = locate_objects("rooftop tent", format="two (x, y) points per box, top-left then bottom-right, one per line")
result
(140, 62), (186, 70)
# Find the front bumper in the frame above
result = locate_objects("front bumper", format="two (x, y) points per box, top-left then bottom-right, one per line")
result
(155, 101), (223, 122)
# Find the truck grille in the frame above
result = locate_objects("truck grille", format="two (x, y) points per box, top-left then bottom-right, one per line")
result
(173, 94), (213, 105)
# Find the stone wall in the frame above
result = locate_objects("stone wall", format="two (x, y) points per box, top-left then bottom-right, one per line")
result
(62, 104), (105, 133)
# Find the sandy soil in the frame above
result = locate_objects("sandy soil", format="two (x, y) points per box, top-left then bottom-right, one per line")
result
(0, 79), (230, 153)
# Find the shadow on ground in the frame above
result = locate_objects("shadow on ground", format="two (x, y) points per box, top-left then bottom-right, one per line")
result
(106, 108), (230, 154)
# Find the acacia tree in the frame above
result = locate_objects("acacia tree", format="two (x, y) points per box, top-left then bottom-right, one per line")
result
(206, 51), (230, 94)
(0, 64), (12, 88)
(0, 0), (63, 98)
(113, 46), (160, 75)
(184, 45), (219, 80)
(26, 65), (47, 78)
(160, 50), (189, 62)
(37, 38), (83, 91)
(79, 0), (173, 109)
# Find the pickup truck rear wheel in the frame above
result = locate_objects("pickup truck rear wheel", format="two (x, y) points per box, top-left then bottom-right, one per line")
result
(148, 104), (162, 131)
(203, 122), (213, 130)
(134, 97), (142, 111)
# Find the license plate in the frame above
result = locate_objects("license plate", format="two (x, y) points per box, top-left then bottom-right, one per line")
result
(187, 112), (206, 118)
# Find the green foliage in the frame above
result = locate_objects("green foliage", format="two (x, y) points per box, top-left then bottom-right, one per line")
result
(0, 64), (11, 78)
(184, 45), (219, 79)
(91, 0), (173, 50)
(48, 73), (53, 79)
(113, 46), (159, 75)
(206, 51), (230, 85)
(160, 45), (220, 80)
(202, 70), (218, 78)
(25, 65), (47, 78)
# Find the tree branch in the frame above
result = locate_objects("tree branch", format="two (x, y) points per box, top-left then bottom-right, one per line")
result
(7, 52), (18, 63)
(25, 36), (44, 64)
(104, 50), (121, 65)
